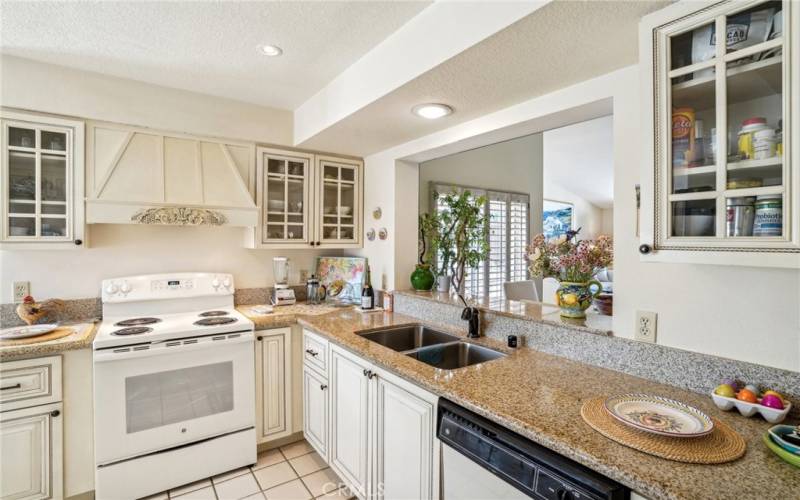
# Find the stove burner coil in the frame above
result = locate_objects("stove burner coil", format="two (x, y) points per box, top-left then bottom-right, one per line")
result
(194, 317), (238, 326)
(198, 311), (230, 317)
(114, 317), (162, 327)
(111, 327), (153, 336)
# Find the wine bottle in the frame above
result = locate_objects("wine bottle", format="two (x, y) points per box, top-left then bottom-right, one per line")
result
(361, 265), (375, 310)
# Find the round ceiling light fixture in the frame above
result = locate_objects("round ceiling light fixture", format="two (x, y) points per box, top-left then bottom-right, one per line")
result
(412, 103), (453, 120)
(258, 44), (283, 57)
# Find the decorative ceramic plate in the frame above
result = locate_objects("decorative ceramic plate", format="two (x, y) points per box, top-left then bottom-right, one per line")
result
(0, 324), (59, 340)
(604, 394), (714, 437)
(763, 431), (800, 468)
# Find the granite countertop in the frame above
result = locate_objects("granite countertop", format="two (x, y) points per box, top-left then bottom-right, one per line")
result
(297, 309), (799, 500)
(395, 290), (613, 336)
(0, 321), (99, 361)
(237, 302), (349, 329)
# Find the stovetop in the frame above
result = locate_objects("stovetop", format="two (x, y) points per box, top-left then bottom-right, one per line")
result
(94, 307), (254, 349)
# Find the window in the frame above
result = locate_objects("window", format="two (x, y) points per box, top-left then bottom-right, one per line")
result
(431, 183), (530, 301)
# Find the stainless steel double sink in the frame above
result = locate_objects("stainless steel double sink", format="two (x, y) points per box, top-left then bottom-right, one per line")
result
(358, 325), (506, 370)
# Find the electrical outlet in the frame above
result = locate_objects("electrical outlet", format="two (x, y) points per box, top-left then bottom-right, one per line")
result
(13, 281), (30, 303)
(635, 311), (657, 343)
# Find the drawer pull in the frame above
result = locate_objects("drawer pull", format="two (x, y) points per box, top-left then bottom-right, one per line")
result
(0, 383), (22, 391)
(320, 384), (328, 390)
(305, 349), (319, 357)
(50, 410), (60, 417)
(368, 372), (378, 380)
(363, 369), (372, 378)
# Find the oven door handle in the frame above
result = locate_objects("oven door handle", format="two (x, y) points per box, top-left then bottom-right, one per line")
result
(93, 333), (253, 362)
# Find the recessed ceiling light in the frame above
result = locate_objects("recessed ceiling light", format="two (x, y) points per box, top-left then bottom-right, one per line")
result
(412, 103), (453, 119)
(258, 44), (283, 57)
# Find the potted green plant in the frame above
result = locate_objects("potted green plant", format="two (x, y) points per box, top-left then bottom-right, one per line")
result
(411, 214), (437, 291)
(526, 230), (613, 318)
(437, 190), (489, 295)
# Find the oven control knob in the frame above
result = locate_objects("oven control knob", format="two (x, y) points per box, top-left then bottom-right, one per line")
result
(120, 281), (131, 294)
(212, 277), (220, 289)
(223, 277), (232, 289)
(105, 282), (119, 295)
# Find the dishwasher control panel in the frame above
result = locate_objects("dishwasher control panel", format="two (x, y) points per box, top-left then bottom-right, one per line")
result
(438, 399), (629, 500)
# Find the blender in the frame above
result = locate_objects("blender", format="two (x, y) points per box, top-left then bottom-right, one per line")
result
(270, 257), (296, 305)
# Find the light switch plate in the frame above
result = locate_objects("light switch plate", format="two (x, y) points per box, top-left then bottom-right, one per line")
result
(635, 310), (657, 343)
(13, 281), (30, 303)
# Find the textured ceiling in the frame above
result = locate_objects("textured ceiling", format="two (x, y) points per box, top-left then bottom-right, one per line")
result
(0, 0), (431, 110)
(544, 116), (615, 208)
(298, 0), (669, 156)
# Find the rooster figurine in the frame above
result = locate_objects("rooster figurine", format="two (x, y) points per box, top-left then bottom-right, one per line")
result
(16, 296), (65, 325)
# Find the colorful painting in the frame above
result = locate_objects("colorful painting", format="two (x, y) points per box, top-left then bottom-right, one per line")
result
(315, 256), (367, 303)
(543, 199), (574, 240)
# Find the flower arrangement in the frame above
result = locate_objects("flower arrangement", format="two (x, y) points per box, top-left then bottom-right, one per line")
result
(526, 229), (613, 283)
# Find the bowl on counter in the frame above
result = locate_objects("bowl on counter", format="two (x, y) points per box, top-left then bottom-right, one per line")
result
(768, 425), (800, 455)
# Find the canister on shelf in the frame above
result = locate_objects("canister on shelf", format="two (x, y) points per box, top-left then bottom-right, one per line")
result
(753, 128), (776, 160)
(672, 107), (695, 168)
(753, 195), (782, 237)
(726, 197), (756, 237)
(737, 117), (770, 160)
(726, 178), (762, 190)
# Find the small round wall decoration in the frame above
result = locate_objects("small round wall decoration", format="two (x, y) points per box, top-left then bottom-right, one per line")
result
(378, 228), (388, 240)
(373, 207), (382, 220)
(366, 228), (376, 241)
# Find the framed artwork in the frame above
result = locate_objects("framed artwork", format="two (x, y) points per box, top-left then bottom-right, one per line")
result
(315, 256), (367, 303)
(542, 199), (574, 240)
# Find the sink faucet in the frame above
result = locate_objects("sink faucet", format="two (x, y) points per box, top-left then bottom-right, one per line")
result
(458, 294), (481, 338)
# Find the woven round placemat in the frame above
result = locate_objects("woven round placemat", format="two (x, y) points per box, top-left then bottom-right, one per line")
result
(581, 397), (746, 464)
(0, 326), (76, 346)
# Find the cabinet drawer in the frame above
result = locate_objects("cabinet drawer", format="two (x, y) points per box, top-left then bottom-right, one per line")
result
(0, 356), (62, 412)
(303, 329), (328, 375)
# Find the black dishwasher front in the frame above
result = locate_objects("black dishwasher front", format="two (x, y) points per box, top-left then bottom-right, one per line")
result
(438, 398), (629, 500)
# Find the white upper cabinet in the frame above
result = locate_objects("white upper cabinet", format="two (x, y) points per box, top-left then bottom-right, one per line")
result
(1, 110), (85, 249)
(86, 122), (257, 227)
(246, 148), (363, 249)
(315, 155), (363, 248)
(640, 0), (800, 267)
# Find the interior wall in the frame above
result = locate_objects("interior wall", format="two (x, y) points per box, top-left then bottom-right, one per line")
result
(0, 56), (338, 303)
(418, 134), (543, 229)
(0, 55), (293, 145)
(1, 225), (336, 302)
(364, 65), (799, 371)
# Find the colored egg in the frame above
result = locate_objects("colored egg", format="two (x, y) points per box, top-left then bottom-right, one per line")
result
(763, 390), (785, 402)
(714, 384), (736, 398)
(736, 389), (758, 403)
(744, 384), (759, 395)
(722, 378), (739, 391)
(761, 394), (784, 410)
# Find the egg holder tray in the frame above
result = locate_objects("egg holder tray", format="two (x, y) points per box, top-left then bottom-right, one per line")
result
(711, 392), (791, 423)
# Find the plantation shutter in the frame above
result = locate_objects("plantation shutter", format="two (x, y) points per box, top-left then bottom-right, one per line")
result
(430, 182), (529, 301)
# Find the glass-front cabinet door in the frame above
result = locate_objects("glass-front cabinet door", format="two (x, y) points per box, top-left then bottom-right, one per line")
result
(1, 112), (84, 247)
(257, 149), (313, 247)
(644, 0), (798, 264)
(315, 156), (363, 247)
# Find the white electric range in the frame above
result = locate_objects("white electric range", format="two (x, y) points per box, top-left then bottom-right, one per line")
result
(92, 272), (255, 500)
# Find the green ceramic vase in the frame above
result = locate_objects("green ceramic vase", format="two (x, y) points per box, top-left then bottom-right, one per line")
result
(555, 280), (602, 318)
(410, 264), (436, 291)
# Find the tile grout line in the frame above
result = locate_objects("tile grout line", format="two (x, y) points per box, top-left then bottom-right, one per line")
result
(277, 450), (315, 499)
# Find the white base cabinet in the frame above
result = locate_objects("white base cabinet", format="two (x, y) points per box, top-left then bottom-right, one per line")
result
(302, 329), (439, 500)
(255, 327), (292, 443)
(0, 356), (63, 500)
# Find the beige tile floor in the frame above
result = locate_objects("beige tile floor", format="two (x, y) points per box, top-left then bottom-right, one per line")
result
(140, 439), (354, 500)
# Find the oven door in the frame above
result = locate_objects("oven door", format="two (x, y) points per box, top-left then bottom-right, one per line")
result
(93, 333), (255, 465)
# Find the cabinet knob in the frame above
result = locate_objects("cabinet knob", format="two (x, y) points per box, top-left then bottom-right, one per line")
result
(257, 336), (263, 341)
(363, 369), (371, 377)
(320, 384), (328, 390)
(74, 239), (83, 246)
(305, 349), (318, 357)
(50, 410), (61, 418)
(639, 244), (652, 255)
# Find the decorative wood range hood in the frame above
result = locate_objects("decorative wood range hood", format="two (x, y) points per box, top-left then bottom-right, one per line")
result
(85, 122), (257, 227)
